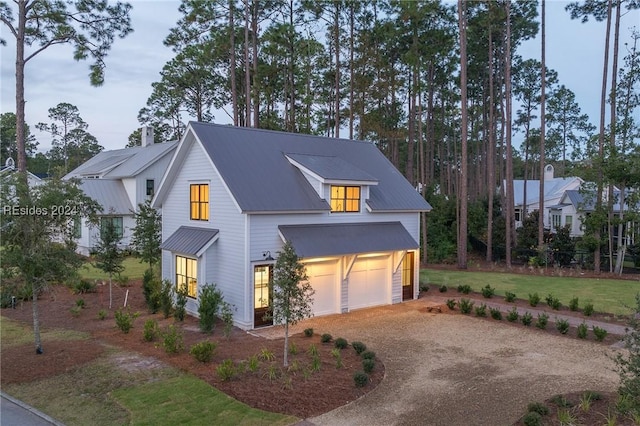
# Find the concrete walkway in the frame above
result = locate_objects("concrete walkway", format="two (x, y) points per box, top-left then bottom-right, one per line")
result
(0, 392), (64, 426)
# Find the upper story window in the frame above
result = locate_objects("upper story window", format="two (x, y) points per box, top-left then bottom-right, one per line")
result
(190, 183), (209, 221)
(146, 179), (154, 197)
(330, 185), (360, 213)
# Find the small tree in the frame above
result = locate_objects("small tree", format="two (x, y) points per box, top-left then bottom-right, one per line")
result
(93, 217), (124, 309)
(614, 293), (640, 412)
(131, 199), (161, 270)
(270, 241), (314, 367)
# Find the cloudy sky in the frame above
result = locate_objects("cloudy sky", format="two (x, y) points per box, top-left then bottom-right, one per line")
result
(1, 0), (638, 153)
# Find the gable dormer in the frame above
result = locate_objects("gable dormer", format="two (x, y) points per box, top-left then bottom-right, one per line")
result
(285, 153), (378, 213)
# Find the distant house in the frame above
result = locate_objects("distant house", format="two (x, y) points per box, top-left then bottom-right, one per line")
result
(152, 122), (432, 330)
(505, 164), (583, 228)
(0, 157), (42, 187)
(64, 128), (177, 255)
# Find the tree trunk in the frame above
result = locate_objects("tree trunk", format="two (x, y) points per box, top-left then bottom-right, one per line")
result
(334, 2), (340, 138)
(504, 0), (515, 268)
(486, 26), (495, 263)
(15, 0), (27, 175)
(229, 0), (238, 126)
(457, 0), (468, 270)
(251, 0), (259, 128)
(244, 0), (251, 127)
(608, 0), (621, 273)
(283, 322), (289, 367)
(538, 0), (546, 248)
(32, 284), (43, 354)
(109, 273), (113, 309)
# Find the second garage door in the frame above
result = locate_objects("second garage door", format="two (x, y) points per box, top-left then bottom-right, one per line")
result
(305, 260), (339, 316)
(348, 255), (389, 310)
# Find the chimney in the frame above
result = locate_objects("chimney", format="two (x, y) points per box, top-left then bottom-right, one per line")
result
(141, 126), (154, 147)
(543, 164), (554, 181)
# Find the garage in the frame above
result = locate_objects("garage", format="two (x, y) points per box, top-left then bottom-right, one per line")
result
(347, 255), (390, 310)
(305, 260), (339, 316)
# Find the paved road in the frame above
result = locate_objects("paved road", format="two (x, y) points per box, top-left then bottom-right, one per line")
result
(1, 393), (64, 426)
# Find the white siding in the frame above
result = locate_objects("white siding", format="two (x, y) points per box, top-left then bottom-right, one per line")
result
(135, 155), (173, 207)
(160, 140), (249, 328)
(77, 214), (135, 255)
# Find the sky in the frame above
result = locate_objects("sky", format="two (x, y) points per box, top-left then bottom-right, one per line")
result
(0, 0), (639, 154)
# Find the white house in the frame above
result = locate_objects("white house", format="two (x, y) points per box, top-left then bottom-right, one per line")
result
(64, 128), (177, 255)
(506, 164), (583, 228)
(0, 157), (43, 187)
(152, 122), (432, 330)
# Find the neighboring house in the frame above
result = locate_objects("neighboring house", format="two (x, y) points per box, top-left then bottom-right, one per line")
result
(153, 122), (432, 330)
(549, 189), (638, 246)
(64, 128), (177, 255)
(505, 164), (583, 228)
(0, 157), (43, 187)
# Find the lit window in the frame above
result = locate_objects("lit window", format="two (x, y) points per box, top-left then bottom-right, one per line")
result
(100, 217), (123, 239)
(176, 256), (197, 298)
(330, 185), (360, 212)
(190, 184), (209, 221)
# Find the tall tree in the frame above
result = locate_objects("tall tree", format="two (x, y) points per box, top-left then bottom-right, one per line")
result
(538, 0), (546, 249)
(131, 200), (162, 271)
(504, 0), (515, 268)
(94, 217), (125, 309)
(270, 241), (314, 367)
(457, 0), (468, 269)
(0, 0), (132, 174)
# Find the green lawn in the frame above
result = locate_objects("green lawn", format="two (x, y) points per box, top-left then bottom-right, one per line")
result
(79, 257), (149, 281)
(421, 268), (640, 316)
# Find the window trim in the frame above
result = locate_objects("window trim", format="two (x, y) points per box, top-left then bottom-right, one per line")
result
(330, 185), (361, 213)
(190, 183), (209, 221)
(175, 255), (198, 299)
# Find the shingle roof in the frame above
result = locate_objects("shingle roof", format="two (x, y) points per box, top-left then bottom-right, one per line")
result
(278, 222), (419, 258)
(160, 226), (219, 256)
(189, 122), (432, 213)
(79, 179), (133, 215)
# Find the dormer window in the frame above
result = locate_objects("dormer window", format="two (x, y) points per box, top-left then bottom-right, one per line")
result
(330, 185), (360, 213)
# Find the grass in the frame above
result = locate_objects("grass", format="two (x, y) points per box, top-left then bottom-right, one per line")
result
(421, 268), (638, 315)
(1, 317), (297, 426)
(78, 257), (149, 281)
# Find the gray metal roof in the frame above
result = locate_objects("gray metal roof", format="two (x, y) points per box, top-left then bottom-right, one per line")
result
(285, 153), (378, 183)
(160, 226), (220, 256)
(278, 222), (419, 258)
(190, 122), (432, 213)
(79, 179), (134, 215)
(65, 142), (177, 179)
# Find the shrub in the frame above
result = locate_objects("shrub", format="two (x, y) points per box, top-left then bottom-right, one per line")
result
(310, 355), (321, 372)
(362, 358), (375, 373)
(173, 286), (187, 322)
(352, 341), (367, 355)
(190, 341), (217, 362)
(115, 274), (130, 287)
(446, 299), (456, 310)
(419, 281), (430, 292)
(459, 298), (474, 314)
(288, 342), (298, 355)
(613, 293), (640, 414)
(522, 412), (542, 426)
(506, 307), (519, 322)
(247, 355), (259, 373)
(216, 359), (236, 381)
(577, 322), (588, 339)
(592, 326), (608, 342)
(97, 309), (108, 320)
(161, 324), (185, 354)
(583, 302), (594, 316)
(547, 295), (562, 310)
(303, 328), (314, 337)
(75, 298), (85, 308)
(569, 297), (579, 312)
(439, 284), (448, 293)
(334, 337), (348, 349)
(321, 333), (332, 343)
(551, 394), (572, 408)
(198, 283), (224, 333)
(331, 348), (343, 368)
(307, 344), (319, 357)
(361, 350), (376, 360)
(505, 291), (517, 303)
(258, 348), (275, 361)
(142, 269), (161, 313)
(70, 306), (82, 317)
(220, 301), (234, 339)
(159, 279), (173, 319)
(527, 402), (550, 416)
(481, 285), (495, 298)
(457, 284), (472, 294)
(490, 308), (503, 320)
(353, 371), (369, 388)
(535, 313), (549, 329)
(528, 293), (541, 307)
(474, 304), (487, 317)
(521, 312), (533, 326)
(72, 279), (96, 294)
(555, 318), (570, 334)
(143, 319), (158, 342)
(114, 308), (138, 334)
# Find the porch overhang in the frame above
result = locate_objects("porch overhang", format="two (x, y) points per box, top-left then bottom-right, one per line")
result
(278, 222), (419, 258)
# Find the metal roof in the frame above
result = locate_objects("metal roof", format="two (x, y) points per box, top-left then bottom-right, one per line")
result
(190, 122), (432, 213)
(278, 222), (419, 258)
(79, 179), (133, 215)
(160, 226), (219, 256)
(285, 153), (378, 183)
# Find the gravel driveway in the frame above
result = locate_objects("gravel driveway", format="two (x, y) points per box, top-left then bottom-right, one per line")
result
(285, 300), (622, 426)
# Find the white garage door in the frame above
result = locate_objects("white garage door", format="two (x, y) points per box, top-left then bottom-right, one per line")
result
(348, 255), (389, 310)
(305, 261), (339, 316)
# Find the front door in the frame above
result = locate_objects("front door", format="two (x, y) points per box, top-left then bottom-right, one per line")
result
(254, 265), (273, 327)
(402, 252), (414, 301)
